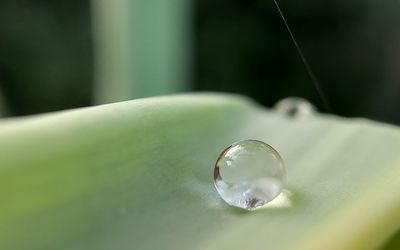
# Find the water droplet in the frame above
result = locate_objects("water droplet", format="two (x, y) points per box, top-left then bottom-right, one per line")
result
(214, 140), (285, 210)
(274, 97), (316, 118)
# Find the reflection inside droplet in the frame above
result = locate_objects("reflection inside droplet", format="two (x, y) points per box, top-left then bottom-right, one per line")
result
(214, 140), (286, 210)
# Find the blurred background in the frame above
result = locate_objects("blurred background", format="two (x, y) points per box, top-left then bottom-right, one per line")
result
(0, 0), (399, 124)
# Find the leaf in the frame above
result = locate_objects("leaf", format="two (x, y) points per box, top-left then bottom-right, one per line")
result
(0, 93), (399, 250)
(91, 0), (191, 103)
(382, 229), (400, 250)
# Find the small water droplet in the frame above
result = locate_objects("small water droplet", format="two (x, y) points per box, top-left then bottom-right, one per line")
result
(274, 97), (316, 118)
(214, 140), (285, 210)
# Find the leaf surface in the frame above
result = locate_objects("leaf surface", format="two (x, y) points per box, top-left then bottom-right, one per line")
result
(0, 94), (398, 250)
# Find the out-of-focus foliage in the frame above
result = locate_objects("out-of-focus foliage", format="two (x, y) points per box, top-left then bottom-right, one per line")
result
(193, 0), (400, 123)
(0, 90), (7, 116)
(0, 0), (400, 125)
(92, 0), (192, 103)
(0, 0), (93, 115)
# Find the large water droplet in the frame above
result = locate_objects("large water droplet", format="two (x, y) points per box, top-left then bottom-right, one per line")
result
(214, 140), (285, 210)
(274, 97), (316, 118)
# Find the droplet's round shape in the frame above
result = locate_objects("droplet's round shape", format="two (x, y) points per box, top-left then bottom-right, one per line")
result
(274, 97), (317, 118)
(214, 140), (285, 210)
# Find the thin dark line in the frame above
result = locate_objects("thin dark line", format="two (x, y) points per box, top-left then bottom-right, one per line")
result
(272, 0), (333, 113)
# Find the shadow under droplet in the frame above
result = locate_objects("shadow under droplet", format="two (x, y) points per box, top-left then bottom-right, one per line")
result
(183, 178), (299, 214)
(182, 178), (228, 209)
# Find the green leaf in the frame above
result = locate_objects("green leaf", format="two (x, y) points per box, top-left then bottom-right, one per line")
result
(382, 229), (400, 250)
(91, 0), (191, 103)
(0, 94), (399, 250)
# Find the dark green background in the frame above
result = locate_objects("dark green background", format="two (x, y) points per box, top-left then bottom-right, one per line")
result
(1, 0), (399, 124)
